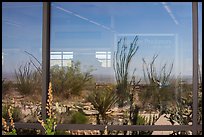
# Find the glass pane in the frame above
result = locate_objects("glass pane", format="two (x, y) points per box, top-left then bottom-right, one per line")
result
(2, 2), (43, 126)
(50, 2), (193, 133)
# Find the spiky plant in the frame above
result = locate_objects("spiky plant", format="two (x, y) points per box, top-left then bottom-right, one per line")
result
(113, 36), (139, 107)
(87, 86), (118, 125)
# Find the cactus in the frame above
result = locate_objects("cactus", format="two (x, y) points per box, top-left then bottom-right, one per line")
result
(113, 36), (139, 107)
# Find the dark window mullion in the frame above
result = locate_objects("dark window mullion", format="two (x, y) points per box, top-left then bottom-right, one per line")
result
(192, 2), (199, 135)
(42, 2), (51, 126)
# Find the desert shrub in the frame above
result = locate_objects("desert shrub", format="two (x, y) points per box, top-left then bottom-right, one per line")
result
(2, 105), (22, 122)
(139, 85), (175, 112)
(57, 111), (88, 124)
(2, 79), (13, 94)
(141, 55), (174, 115)
(15, 62), (39, 95)
(70, 111), (88, 124)
(24, 51), (42, 94)
(32, 70), (42, 93)
(50, 61), (94, 98)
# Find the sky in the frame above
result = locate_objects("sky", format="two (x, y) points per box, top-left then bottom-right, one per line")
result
(2, 2), (202, 82)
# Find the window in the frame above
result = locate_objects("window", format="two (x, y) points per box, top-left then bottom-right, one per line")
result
(96, 51), (111, 68)
(2, 2), (201, 135)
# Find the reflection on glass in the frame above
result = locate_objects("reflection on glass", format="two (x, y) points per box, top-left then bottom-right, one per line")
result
(96, 51), (111, 68)
(2, 2), (43, 126)
(51, 51), (73, 67)
(50, 2), (193, 135)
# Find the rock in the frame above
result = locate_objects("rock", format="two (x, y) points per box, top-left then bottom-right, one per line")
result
(151, 114), (179, 135)
(83, 105), (91, 110)
(83, 102), (92, 106)
(110, 112), (124, 116)
(105, 111), (112, 115)
(69, 108), (78, 112)
(110, 107), (118, 112)
(21, 109), (31, 117)
(83, 110), (99, 115)
(61, 106), (66, 113)
(75, 105), (82, 109)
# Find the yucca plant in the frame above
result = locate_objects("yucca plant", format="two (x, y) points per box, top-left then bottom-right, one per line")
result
(87, 86), (119, 125)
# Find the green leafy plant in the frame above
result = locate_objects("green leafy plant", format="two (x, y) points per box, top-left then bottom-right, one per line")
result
(70, 111), (88, 124)
(113, 36), (139, 107)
